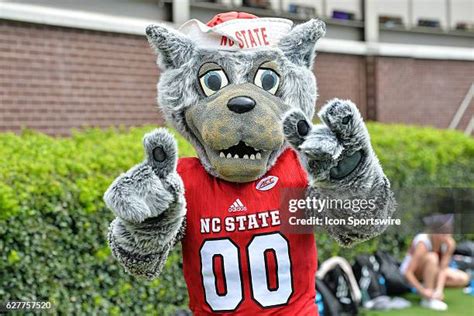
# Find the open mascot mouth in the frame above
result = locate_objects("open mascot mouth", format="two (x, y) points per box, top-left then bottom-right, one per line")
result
(218, 141), (263, 160)
(202, 138), (277, 182)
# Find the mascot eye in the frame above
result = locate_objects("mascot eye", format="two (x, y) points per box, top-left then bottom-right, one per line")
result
(199, 70), (229, 96)
(254, 69), (280, 94)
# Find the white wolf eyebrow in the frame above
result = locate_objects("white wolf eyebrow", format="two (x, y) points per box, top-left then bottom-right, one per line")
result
(259, 61), (279, 70)
(198, 62), (223, 77)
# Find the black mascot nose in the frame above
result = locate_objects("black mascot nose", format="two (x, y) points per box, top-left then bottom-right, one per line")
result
(227, 96), (256, 114)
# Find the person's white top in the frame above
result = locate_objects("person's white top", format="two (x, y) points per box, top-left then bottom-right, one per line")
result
(400, 234), (433, 274)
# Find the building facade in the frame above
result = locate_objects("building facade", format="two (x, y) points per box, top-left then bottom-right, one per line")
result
(1, 0), (473, 135)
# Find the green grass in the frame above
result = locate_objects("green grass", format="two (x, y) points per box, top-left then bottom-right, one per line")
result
(364, 289), (473, 316)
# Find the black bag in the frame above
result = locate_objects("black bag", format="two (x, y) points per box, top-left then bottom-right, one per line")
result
(375, 250), (411, 295)
(452, 254), (474, 271)
(321, 265), (359, 315)
(455, 241), (474, 257)
(352, 254), (386, 303)
(316, 278), (344, 316)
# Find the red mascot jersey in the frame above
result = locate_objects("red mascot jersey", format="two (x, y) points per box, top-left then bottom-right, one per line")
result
(177, 149), (318, 315)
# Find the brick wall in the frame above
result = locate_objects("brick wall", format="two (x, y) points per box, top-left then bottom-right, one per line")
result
(376, 57), (474, 130)
(0, 20), (161, 135)
(1, 20), (473, 135)
(314, 53), (367, 117)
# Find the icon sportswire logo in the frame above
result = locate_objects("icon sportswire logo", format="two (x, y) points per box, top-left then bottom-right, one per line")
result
(228, 198), (247, 212)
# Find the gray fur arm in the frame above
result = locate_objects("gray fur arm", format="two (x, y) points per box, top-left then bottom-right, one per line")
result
(104, 128), (186, 279)
(108, 215), (185, 279)
(283, 99), (396, 246)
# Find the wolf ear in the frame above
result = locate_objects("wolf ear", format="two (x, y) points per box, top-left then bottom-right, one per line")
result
(278, 19), (326, 69)
(146, 24), (196, 70)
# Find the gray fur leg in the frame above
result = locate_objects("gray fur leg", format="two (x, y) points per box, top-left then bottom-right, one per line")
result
(283, 99), (396, 246)
(104, 128), (186, 278)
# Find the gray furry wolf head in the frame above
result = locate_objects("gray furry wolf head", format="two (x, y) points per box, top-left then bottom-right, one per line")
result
(146, 13), (326, 183)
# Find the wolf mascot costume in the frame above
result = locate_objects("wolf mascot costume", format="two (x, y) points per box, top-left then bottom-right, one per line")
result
(105, 12), (395, 315)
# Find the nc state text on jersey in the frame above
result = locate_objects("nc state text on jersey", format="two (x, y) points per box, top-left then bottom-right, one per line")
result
(200, 210), (281, 234)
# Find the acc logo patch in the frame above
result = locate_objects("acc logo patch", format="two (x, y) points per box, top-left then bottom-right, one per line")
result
(256, 176), (279, 191)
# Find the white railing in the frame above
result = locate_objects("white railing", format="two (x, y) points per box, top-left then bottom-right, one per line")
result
(449, 83), (474, 135)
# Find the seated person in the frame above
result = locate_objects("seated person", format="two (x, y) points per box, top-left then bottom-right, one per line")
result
(400, 215), (469, 311)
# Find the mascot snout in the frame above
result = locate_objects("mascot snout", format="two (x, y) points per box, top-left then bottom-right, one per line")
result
(185, 81), (290, 182)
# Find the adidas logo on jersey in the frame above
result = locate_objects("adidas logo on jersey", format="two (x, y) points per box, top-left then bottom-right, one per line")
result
(228, 198), (247, 212)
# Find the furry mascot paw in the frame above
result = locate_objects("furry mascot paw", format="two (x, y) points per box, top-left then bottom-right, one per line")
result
(104, 128), (184, 223)
(284, 100), (396, 246)
(283, 99), (369, 184)
(104, 128), (186, 278)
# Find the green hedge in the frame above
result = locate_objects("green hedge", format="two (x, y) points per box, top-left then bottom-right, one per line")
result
(0, 124), (473, 314)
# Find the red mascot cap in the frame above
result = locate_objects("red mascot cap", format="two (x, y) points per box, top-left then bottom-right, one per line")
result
(178, 11), (293, 51)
